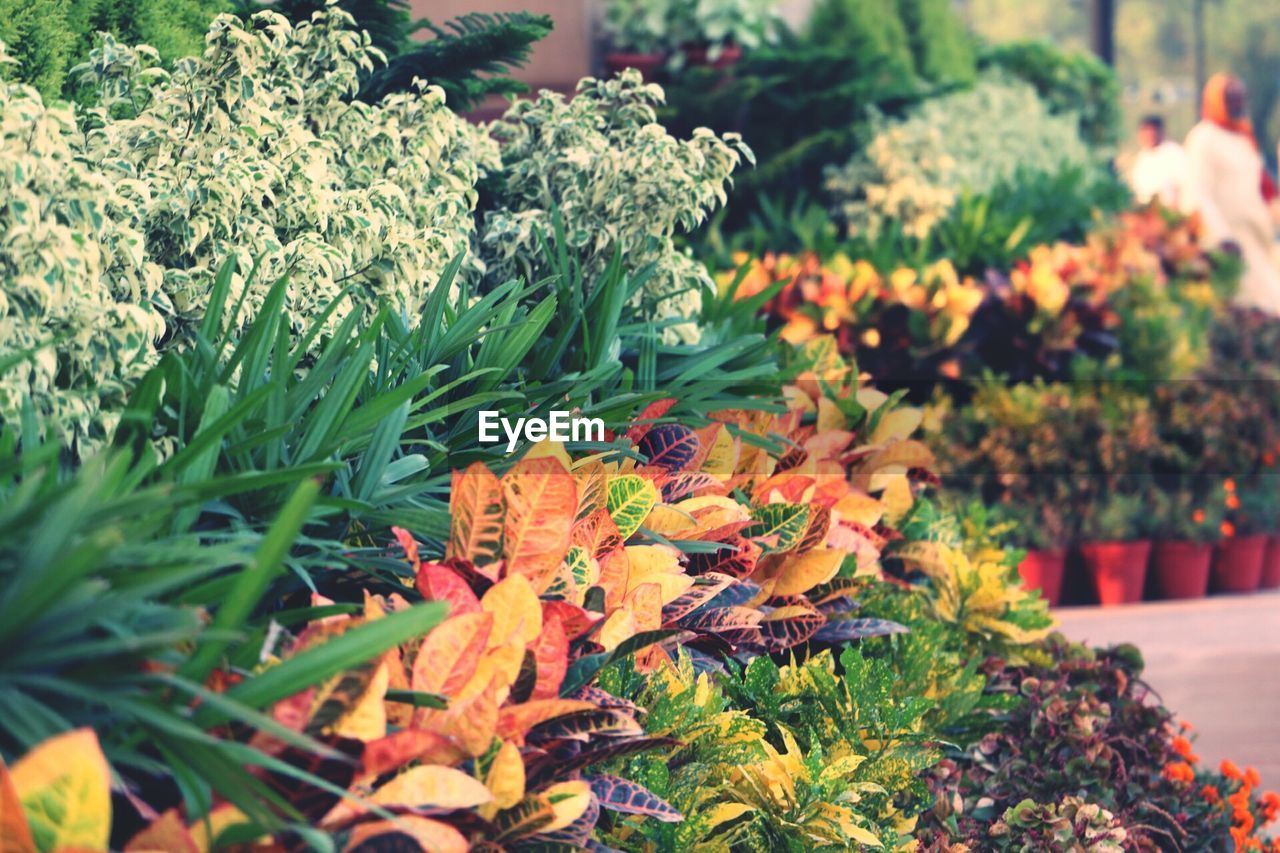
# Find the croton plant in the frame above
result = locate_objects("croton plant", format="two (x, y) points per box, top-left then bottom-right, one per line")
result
(0, 340), (945, 850)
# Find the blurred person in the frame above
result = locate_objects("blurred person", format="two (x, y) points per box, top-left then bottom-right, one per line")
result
(1183, 72), (1280, 314)
(1129, 115), (1186, 207)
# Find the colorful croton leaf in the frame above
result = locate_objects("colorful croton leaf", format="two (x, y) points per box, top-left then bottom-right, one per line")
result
(1, 728), (111, 853)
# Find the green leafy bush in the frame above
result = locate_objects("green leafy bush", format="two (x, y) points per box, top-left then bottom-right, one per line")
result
(980, 39), (1123, 148)
(825, 74), (1096, 240)
(896, 0), (976, 84)
(481, 70), (752, 344)
(602, 0), (780, 59)
(0, 0), (226, 100)
(1, 8), (485, 445)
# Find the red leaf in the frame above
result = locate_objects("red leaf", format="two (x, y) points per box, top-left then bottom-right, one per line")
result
(625, 398), (677, 443)
(448, 462), (504, 567)
(415, 562), (481, 616)
(541, 600), (601, 640)
(637, 424), (700, 473)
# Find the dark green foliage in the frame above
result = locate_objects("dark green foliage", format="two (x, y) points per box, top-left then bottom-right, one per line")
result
(249, 0), (415, 55)
(982, 40), (1123, 147)
(0, 0), (76, 99)
(360, 11), (553, 110)
(659, 37), (927, 231)
(0, 0), (225, 100)
(806, 0), (915, 81)
(896, 0), (977, 83)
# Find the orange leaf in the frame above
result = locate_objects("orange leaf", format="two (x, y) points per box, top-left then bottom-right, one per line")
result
(343, 816), (468, 853)
(125, 810), (198, 853)
(412, 612), (493, 697)
(530, 614), (569, 700)
(496, 700), (596, 744)
(361, 730), (466, 780)
(0, 761), (35, 853)
(501, 458), (578, 592)
(447, 463), (504, 567)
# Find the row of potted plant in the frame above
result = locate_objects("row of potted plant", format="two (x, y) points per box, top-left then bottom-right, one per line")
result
(1004, 478), (1280, 606)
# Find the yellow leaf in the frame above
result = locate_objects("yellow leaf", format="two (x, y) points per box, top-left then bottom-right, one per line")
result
(643, 504), (698, 537)
(524, 438), (573, 469)
(0, 762), (35, 853)
(371, 765), (493, 810)
(878, 474), (914, 525)
(597, 609), (637, 651)
(623, 582), (665, 633)
(331, 662), (389, 741)
(700, 427), (739, 477)
(832, 491), (884, 529)
(772, 549), (845, 597)
(816, 396), (847, 433)
(482, 574), (543, 647)
(855, 387), (889, 412)
(868, 408), (923, 445)
(190, 804), (251, 853)
(482, 741), (525, 815)
(10, 728), (110, 852)
(540, 781), (592, 832)
(624, 544), (693, 604)
(705, 802), (754, 829)
(675, 495), (748, 518)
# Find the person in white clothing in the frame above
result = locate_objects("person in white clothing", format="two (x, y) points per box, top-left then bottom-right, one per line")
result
(1130, 115), (1186, 207)
(1182, 73), (1280, 314)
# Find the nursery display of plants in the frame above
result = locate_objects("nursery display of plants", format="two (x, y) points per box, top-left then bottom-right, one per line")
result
(1, 2), (1279, 853)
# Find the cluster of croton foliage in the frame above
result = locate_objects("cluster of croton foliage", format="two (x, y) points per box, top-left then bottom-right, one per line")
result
(0, 8), (745, 447)
(0, 340), (1060, 850)
(824, 74), (1095, 240)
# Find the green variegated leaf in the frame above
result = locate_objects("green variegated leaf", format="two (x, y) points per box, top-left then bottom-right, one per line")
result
(607, 475), (659, 541)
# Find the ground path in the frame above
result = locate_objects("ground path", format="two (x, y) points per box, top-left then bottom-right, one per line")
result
(1056, 591), (1280, 793)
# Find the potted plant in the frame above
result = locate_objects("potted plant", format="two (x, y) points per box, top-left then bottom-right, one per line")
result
(1077, 492), (1151, 606)
(1259, 473), (1280, 589)
(1213, 479), (1271, 593)
(601, 0), (778, 77)
(984, 501), (1070, 606)
(1147, 487), (1221, 600)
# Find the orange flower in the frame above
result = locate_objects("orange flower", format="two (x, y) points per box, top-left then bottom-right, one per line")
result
(1180, 720), (1195, 732)
(1246, 767), (1262, 788)
(1222, 520), (1237, 538)
(1264, 451), (1276, 466)
(1225, 478), (1237, 493)
(1261, 791), (1280, 824)
(1227, 493), (1241, 510)
(1202, 784), (1222, 804)
(1223, 759), (1244, 780)
(1192, 509), (1206, 524)
(1163, 761), (1195, 784)
(1172, 735), (1200, 763)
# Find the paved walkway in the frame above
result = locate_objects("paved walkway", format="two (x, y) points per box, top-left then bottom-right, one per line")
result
(1055, 591), (1280, 793)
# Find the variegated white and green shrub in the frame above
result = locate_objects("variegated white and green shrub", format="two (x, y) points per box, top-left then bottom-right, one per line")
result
(824, 74), (1095, 240)
(1, 7), (488, 446)
(481, 70), (752, 344)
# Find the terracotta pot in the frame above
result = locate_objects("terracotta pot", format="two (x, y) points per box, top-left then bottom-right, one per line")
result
(681, 43), (743, 69)
(1262, 535), (1280, 589)
(1212, 533), (1267, 593)
(1016, 549), (1066, 606)
(1079, 540), (1151, 606)
(1149, 540), (1212, 600)
(604, 52), (665, 79)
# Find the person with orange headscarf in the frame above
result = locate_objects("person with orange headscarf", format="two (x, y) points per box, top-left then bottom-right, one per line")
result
(1182, 72), (1280, 313)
